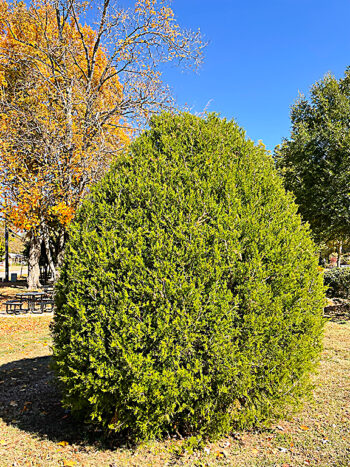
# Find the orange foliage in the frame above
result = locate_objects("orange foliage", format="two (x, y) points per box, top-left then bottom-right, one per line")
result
(0, 0), (128, 232)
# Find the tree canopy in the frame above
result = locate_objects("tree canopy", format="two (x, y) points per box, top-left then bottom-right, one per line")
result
(0, 0), (203, 287)
(275, 69), (350, 255)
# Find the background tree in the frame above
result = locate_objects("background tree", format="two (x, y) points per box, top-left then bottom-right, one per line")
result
(0, 0), (203, 288)
(275, 69), (350, 266)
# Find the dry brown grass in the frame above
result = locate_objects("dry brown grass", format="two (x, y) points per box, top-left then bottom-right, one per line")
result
(0, 314), (349, 466)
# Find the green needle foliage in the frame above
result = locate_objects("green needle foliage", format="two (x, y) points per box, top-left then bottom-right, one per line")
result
(52, 112), (325, 441)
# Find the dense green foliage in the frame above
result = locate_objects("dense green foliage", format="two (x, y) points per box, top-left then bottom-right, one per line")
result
(275, 69), (350, 246)
(324, 267), (350, 299)
(53, 113), (325, 441)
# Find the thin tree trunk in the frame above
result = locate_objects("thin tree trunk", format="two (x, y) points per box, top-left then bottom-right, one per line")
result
(56, 230), (66, 279)
(337, 240), (342, 268)
(27, 232), (42, 289)
(4, 220), (9, 282)
(43, 228), (57, 280)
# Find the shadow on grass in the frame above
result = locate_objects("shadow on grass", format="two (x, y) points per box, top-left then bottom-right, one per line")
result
(0, 356), (117, 448)
(324, 310), (350, 323)
(324, 297), (350, 324)
(0, 280), (27, 290)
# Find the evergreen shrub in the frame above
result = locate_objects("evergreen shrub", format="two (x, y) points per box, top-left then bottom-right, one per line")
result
(324, 267), (350, 298)
(52, 113), (325, 440)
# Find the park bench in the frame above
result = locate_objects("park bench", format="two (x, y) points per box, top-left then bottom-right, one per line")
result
(40, 297), (54, 313)
(5, 300), (26, 314)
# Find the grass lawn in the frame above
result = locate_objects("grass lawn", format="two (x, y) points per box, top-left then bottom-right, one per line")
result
(0, 316), (349, 466)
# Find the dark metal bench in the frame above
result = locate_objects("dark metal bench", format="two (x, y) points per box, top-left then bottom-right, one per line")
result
(41, 298), (54, 313)
(5, 300), (26, 314)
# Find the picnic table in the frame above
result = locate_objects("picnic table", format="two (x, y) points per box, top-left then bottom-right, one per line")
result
(15, 292), (46, 313)
(5, 291), (54, 314)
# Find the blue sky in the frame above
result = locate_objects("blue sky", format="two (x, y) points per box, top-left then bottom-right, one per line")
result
(127, 0), (350, 152)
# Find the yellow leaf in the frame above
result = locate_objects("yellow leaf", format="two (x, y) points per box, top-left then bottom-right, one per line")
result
(0, 440), (7, 446)
(63, 461), (76, 467)
(58, 441), (69, 446)
(300, 425), (309, 431)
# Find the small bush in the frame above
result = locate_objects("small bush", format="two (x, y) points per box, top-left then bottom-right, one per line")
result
(324, 267), (350, 298)
(52, 113), (325, 441)
(341, 253), (350, 265)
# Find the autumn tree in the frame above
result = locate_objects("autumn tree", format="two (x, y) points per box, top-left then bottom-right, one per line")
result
(0, 0), (203, 288)
(275, 70), (350, 266)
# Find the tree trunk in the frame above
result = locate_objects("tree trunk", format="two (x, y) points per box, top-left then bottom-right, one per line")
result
(55, 230), (66, 280)
(337, 240), (342, 268)
(4, 220), (9, 282)
(43, 228), (57, 281)
(27, 232), (42, 289)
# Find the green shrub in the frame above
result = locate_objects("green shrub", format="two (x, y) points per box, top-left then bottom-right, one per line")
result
(324, 267), (350, 298)
(52, 112), (325, 441)
(341, 253), (350, 265)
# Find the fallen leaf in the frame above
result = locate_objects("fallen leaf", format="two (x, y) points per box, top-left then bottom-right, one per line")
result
(251, 448), (259, 455)
(63, 461), (76, 467)
(9, 401), (18, 407)
(0, 440), (7, 446)
(58, 441), (69, 447)
(300, 425), (309, 431)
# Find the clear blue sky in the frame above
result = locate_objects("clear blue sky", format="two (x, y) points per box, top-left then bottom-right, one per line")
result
(131, 0), (350, 152)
